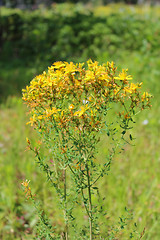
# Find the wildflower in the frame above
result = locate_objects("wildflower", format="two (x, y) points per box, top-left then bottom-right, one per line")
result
(142, 92), (152, 102)
(21, 180), (33, 200)
(124, 113), (131, 119)
(45, 107), (60, 118)
(22, 179), (30, 188)
(74, 106), (88, 117)
(65, 62), (77, 74)
(26, 137), (30, 145)
(114, 69), (132, 83)
(69, 104), (74, 110)
(22, 60), (151, 134)
(119, 111), (130, 119)
(38, 115), (43, 120)
(52, 61), (65, 69)
(27, 114), (36, 126)
(123, 83), (138, 94)
(85, 70), (95, 82)
(114, 87), (121, 95)
(22, 59), (151, 240)
(88, 96), (92, 102)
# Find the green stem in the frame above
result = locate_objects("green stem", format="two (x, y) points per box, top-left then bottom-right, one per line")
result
(63, 169), (68, 240)
(61, 132), (69, 239)
(86, 163), (93, 240)
(81, 188), (91, 219)
(90, 160), (111, 187)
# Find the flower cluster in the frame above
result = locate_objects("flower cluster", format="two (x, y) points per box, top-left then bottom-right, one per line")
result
(22, 60), (151, 134)
(21, 180), (34, 200)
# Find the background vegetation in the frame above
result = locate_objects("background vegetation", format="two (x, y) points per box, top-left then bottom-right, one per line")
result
(0, 2), (159, 239)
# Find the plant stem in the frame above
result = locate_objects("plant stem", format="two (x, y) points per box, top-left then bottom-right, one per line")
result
(86, 163), (93, 240)
(63, 169), (68, 240)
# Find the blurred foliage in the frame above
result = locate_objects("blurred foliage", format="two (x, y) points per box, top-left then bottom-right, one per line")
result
(1, 0), (139, 9)
(1, 3), (160, 101)
(1, 4), (160, 62)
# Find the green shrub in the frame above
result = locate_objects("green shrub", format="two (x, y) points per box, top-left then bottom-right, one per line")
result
(1, 5), (160, 62)
(1, 3), (160, 100)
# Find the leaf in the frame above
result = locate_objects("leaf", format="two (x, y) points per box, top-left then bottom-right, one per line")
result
(122, 130), (126, 135)
(129, 134), (133, 140)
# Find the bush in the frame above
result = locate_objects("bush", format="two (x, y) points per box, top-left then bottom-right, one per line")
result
(1, 3), (160, 101)
(1, 5), (160, 63)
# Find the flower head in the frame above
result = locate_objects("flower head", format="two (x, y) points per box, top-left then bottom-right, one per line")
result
(114, 69), (132, 83)
(22, 60), (151, 132)
(21, 180), (34, 200)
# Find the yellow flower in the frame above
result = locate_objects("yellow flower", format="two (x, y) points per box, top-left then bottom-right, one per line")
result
(124, 82), (142, 94)
(22, 180), (34, 200)
(22, 59), (151, 132)
(45, 107), (60, 118)
(85, 70), (95, 82)
(114, 69), (132, 82)
(88, 96), (92, 102)
(142, 92), (152, 102)
(107, 61), (115, 69)
(87, 59), (99, 71)
(52, 61), (65, 69)
(26, 137), (30, 145)
(69, 104), (74, 110)
(27, 114), (36, 126)
(74, 105), (88, 117)
(114, 86), (121, 95)
(22, 179), (30, 188)
(65, 62), (76, 74)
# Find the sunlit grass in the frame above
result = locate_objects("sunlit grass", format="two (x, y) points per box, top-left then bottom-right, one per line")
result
(0, 49), (159, 239)
(94, 3), (160, 17)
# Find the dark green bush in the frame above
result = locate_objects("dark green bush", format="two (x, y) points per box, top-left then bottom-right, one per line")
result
(1, 5), (160, 101)
(1, 6), (160, 63)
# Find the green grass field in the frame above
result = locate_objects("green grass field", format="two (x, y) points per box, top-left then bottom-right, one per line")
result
(0, 4), (160, 239)
(0, 50), (159, 239)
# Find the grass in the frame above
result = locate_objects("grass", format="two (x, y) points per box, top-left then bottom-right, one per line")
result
(97, 51), (160, 239)
(0, 49), (159, 239)
(98, 111), (160, 239)
(0, 58), (51, 102)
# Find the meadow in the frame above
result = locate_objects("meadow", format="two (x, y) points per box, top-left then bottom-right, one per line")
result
(0, 3), (160, 239)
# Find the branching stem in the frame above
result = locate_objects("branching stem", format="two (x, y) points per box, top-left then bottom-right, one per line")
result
(63, 169), (68, 240)
(86, 163), (93, 240)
